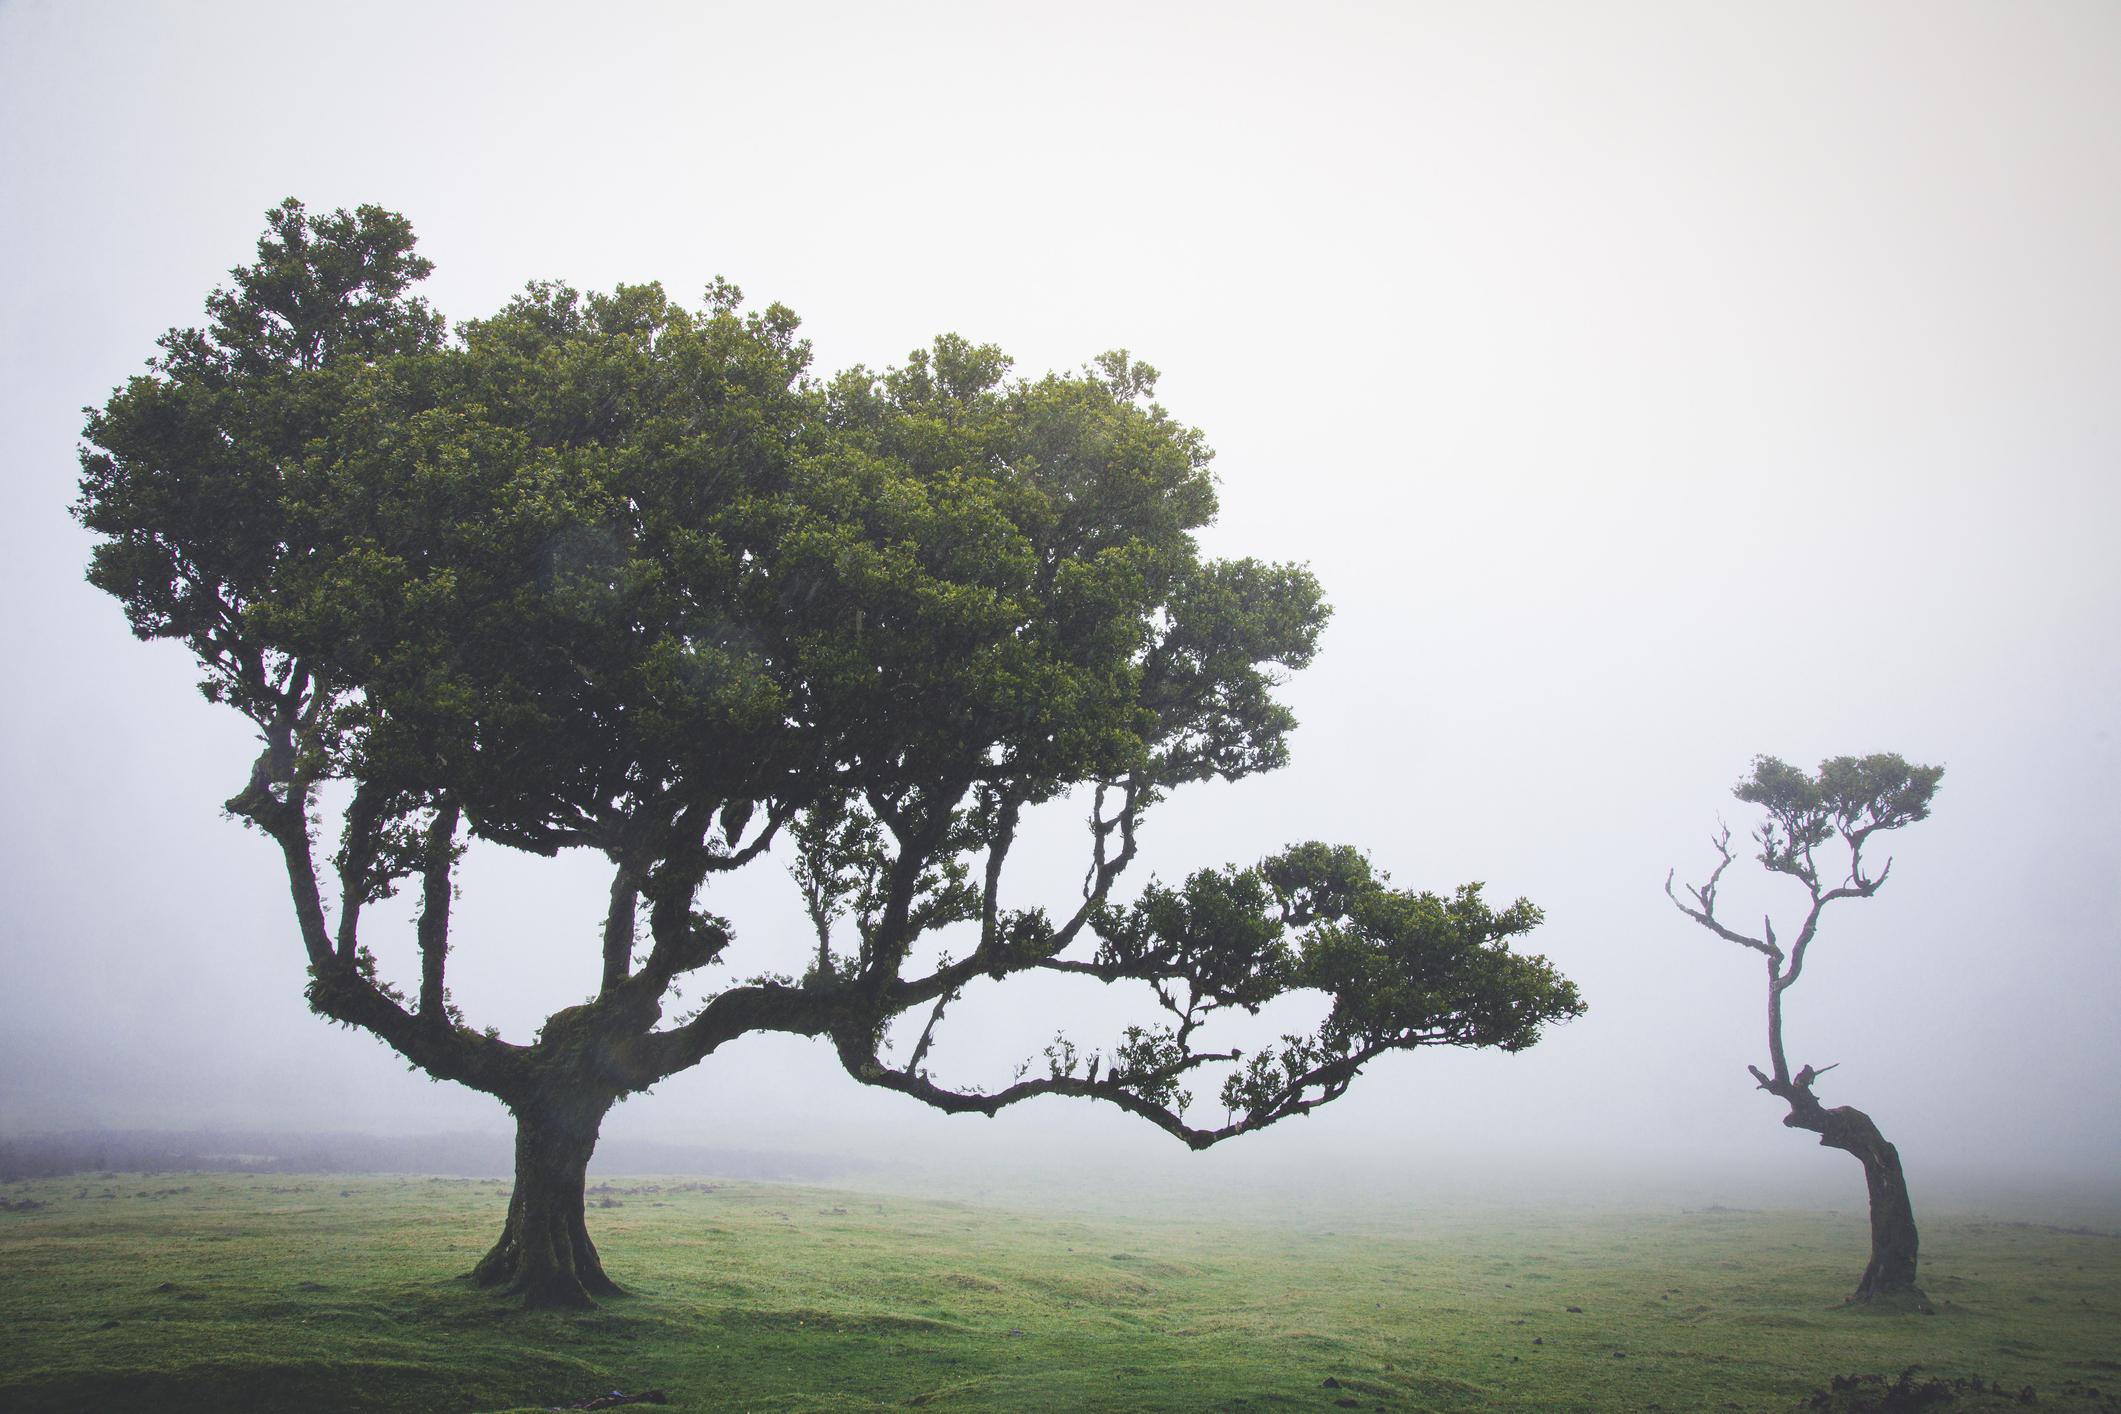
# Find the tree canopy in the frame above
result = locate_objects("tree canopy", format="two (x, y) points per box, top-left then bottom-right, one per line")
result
(77, 200), (1585, 1305)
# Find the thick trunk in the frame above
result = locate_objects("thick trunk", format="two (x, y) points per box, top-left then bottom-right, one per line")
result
(1815, 1104), (1922, 1304)
(1769, 1085), (1925, 1307)
(471, 1098), (622, 1308)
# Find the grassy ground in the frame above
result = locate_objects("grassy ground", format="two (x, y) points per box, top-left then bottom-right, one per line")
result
(0, 1173), (2115, 1413)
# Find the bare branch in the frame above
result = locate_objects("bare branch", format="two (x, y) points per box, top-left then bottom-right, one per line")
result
(1664, 843), (1778, 959)
(1765, 951), (1790, 1084)
(976, 794), (1022, 956)
(829, 1028), (1400, 1153)
(417, 801), (462, 1020)
(598, 858), (639, 997)
(334, 779), (389, 964)
(905, 984), (959, 1076)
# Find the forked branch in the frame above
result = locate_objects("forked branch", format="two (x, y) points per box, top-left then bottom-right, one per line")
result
(1668, 753), (1943, 1096)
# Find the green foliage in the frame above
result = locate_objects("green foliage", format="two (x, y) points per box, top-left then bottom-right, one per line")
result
(73, 200), (1580, 1181)
(77, 202), (1289, 878)
(1082, 847), (1577, 1128)
(1735, 754), (1944, 884)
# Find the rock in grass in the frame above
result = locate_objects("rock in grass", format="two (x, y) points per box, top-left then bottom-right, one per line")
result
(566, 1391), (669, 1410)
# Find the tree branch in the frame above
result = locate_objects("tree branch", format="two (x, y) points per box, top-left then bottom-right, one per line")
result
(599, 858), (639, 997)
(221, 688), (521, 1095)
(856, 780), (967, 987)
(1664, 828), (1779, 960)
(417, 801), (462, 1020)
(1678, 753), (1942, 1099)
(891, 774), (1149, 1010)
(976, 793), (1022, 957)
(634, 982), (837, 1084)
(700, 798), (795, 874)
(1765, 952), (1790, 1084)
(905, 985), (959, 1076)
(225, 690), (332, 974)
(334, 778), (389, 964)
(829, 1029), (1394, 1153)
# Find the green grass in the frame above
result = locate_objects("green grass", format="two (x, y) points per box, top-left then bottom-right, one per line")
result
(1, 1173), (2116, 1412)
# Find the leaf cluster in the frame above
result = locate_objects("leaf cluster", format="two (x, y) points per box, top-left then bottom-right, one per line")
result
(1736, 754), (1943, 886)
(1081, 844), (1578, 1129)
(73, 199), (1582, 1145)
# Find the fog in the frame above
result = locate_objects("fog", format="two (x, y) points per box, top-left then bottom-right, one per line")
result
(2, 2), (2116, 1217)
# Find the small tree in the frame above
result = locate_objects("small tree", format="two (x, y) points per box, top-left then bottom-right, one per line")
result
(76, 200), (1585, 1307)
(1666, 753), (1943, 1305)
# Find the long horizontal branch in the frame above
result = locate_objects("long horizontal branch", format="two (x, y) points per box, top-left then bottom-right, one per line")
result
(835, 1039), (1239, 1150)
(831, 1024), (1399, 1153)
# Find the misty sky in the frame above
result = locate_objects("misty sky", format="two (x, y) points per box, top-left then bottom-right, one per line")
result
(2, 1), (2116, 1205)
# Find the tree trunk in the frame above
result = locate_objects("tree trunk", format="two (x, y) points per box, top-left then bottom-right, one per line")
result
(1776, 1094), (1925, 1307)
(1814, 1104), (1923, 1305)
(471, 1097), (622, 1308)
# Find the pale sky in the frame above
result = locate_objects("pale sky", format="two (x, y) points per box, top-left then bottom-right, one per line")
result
(2, 1), (2116, 1208)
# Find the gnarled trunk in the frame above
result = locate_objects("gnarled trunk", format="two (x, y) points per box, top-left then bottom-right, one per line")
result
(471, 1097), (622, 1309)
(1813, 1103), (1922, 1303)
(1770, 1085), (1925, 1306)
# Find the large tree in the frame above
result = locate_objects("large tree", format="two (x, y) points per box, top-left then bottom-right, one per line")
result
(1666, 753), (1943, 1306)
(77, 200), (1586, 1308)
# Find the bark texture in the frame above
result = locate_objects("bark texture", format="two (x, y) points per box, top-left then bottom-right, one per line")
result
(471, 1100), (622, 1309)
(1751, 1063), (1926, 1306)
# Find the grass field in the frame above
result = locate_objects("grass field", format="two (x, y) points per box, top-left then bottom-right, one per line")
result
(1, 1172), (2116, 1412)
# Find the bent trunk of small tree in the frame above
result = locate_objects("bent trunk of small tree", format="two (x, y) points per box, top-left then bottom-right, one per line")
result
(1789, 1099), (1925, 1307)
(472, 1098), (621, 1309)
